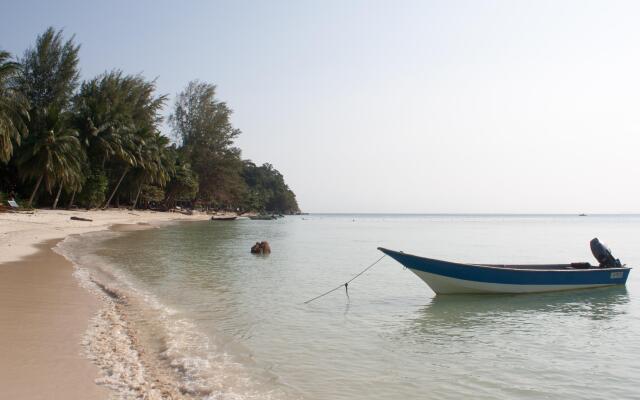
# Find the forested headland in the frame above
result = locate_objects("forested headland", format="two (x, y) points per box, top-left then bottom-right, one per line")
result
(0, 27), (300, 214)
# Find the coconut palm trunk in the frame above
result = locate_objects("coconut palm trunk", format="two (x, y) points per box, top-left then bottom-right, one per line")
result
(67, 190), (76, 209)
(132, 183), (143, 210)
(103, 167), (129, 209)
(27, 174), (44, 208)
(52, 184), (63, 209)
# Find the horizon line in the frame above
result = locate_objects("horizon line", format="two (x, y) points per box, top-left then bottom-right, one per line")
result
(302, 212), (640, 215)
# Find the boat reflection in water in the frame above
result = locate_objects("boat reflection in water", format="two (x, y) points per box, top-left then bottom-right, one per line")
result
(386, 286), (633, 400)
(404, 286), (630, 340)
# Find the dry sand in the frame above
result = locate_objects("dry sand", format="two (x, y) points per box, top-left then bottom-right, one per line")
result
(0, 209), (211, 399)
(0, 209), (211, 264)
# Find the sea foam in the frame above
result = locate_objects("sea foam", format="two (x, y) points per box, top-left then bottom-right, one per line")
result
(56, 231), (298, 400)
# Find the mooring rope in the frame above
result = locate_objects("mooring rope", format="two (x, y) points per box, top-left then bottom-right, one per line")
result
(303, 254), (387, 304)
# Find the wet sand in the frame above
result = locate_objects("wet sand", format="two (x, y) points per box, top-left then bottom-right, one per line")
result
(0, 210), (212, 399)
(0, 240), (109, 399)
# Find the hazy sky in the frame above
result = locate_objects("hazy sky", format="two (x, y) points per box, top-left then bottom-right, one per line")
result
(2, 1), (640, 213)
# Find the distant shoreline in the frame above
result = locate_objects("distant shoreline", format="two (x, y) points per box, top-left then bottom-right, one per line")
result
(302, 212), (640, 216)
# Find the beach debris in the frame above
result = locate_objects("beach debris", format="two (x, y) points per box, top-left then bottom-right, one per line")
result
(70, 216), (93, 222)
(172, 208), (193, 215)
(251, 241), (271, 254)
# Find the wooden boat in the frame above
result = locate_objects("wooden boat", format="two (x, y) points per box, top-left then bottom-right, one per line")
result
(211, 215), (237, 221)
(378, 238), (631, 294)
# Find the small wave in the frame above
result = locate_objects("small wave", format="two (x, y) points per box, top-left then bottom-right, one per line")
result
(56, 232), (300, 400)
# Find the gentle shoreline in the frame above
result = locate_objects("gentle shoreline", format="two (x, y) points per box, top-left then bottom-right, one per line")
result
(0, 209), (211, 264)
(0, 239), (110, 399)
(0, 209), (211, 399)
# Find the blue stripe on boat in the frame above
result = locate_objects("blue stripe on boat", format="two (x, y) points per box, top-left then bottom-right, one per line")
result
(378, 248), (630, 286)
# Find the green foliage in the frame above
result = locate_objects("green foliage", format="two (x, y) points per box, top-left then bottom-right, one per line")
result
(140, 184), (165, 203)
(76, 167), (108, 208)
(241, 162), (300, 213)
(18, 27), (80, 129)
(1, 29), (300, 212)
(169, 81), (245, 205)
(129, 132), (174, 190)
(73, 71), (166, 167)
(168, 81), (300, 212)
(14, 28), (82, 206)
(0, 50), (29, 163)
(17, 107), (84, 206)
(164, 151), (199, 208)
(72, 71), (167, 208)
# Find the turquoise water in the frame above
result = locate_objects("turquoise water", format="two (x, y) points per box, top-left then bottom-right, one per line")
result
(65, 215), (640, 399)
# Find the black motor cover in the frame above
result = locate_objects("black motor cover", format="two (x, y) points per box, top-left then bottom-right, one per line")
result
(590, 238), (622, 268)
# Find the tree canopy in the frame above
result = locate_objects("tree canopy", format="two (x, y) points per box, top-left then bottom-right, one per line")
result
(0, 50), (29, 163)
(0, 27), (300, 214)
(169, 81), (244, 206)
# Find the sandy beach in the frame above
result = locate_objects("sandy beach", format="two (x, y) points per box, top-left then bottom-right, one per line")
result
(0, 209), (211, 399)
(0, 209), (211, 264)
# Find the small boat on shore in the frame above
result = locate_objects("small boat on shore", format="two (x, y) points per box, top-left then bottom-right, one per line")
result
(378, 238), (630, 294)
(211, 215), (237, 221)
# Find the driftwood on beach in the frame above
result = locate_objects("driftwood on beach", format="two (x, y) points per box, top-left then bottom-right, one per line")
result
(70, 216), (93, 222)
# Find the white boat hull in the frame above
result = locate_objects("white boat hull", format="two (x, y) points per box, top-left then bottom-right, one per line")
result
(410, 269), (615, 294)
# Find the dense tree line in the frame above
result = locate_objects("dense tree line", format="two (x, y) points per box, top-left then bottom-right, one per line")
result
(0, 27), (300, 214)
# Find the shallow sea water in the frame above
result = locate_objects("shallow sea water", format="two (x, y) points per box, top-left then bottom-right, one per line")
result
(62, 215), (640, 399)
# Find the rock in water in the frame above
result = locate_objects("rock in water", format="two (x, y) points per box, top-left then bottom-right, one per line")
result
(251, 241), (271, 254)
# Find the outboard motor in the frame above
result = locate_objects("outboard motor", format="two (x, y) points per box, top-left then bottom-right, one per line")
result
(590, 238), (622, 268)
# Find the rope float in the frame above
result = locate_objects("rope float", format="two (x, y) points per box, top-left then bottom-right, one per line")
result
(303, 254), (387, 304)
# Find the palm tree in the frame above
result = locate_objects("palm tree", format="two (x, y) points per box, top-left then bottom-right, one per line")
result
(74, 71), (136, 168)
(18, 108), (84, 207)
(52, 161), (84, 209)
(0, 50), (29, 163)
(130, 132), (173, 208)
(102, 128), (140, 208)
(72, 71), (166, 209)
(12, 27), (81, 207)
(163, 158), (198, 209)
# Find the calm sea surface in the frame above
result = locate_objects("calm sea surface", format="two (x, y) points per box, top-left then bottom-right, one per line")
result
(64, 215), (640, 399)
